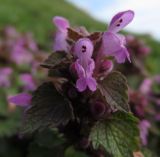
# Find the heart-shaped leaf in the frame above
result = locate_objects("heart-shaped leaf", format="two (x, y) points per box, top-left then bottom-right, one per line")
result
(22, 82), (74, 133)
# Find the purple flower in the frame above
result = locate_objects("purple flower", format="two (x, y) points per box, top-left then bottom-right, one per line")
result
(74, 38), (97, 92)
(8, 93), (32, 107)
(11, 39), (33, 65)
(138, 46), (151, 55)
(53, 16), (70, 52)
(139, 78), (152, 95)
(19, 73), (36, 91)
(102, 10), (134, 63)
(155, 114), (160, 121)
(154, 75), (160, 84)
(25, 33), (38, 52)
(0, 67), (12, 87)
(139, 120), (150, 145)
(5, 26), (19, 38)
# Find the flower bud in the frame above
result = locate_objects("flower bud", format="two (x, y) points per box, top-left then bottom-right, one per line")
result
(100, 60), (113, 73)
(68, 87), (78, 99)
(126, 35), (135, 43)
(79, 137), (90, 149)
(138, 46), (151, 55)
(90, 101), (106, 118)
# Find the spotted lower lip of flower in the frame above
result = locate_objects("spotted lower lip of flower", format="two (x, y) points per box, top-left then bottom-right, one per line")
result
(102, 10), (134, 63)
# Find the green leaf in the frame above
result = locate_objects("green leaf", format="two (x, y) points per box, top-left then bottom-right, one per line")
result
(27, 142), (65, 157)
(98, 71), (130, 112)
(142, 148), (158, 157)
(0, 110), (21, 137)
(0, 89), (8, 116)
(65, 146), (88, 157)
(35, 129), (65, 149)
(90, 112), (140, 157)
(22, 82), (74, 133)
(40, 51), (71, 69)
(28, 128), (66, 157)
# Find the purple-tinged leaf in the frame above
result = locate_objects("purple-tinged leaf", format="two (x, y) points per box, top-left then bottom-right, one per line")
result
(67, 28), (83, 41)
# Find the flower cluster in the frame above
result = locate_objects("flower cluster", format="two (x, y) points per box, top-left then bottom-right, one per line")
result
(0, 26), (47, 108)
(126, 35), (151, 57)
(53, 10), (134, 92)
(9, 10), (135, 105)
(130, 76), (160, 145)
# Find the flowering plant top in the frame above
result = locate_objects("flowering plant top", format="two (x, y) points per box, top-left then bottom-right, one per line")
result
(9, 10), (143, 157)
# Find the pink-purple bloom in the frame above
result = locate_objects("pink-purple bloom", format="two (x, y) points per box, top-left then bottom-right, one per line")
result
(154, 75), (160, 84)
(0, 67), (12, 87)
(139, 78), (153, 95)
(19, 73), (36, 91)
(8, 93), (32, 107)
(11, 39), (33, 65)
(139, 120), (151, 145)
(70, 10), (134, 92)
(74, 38), (97, 92)
(53, 16), (70, 52)
(102, 10), (134, 63)
(25, 33), (38, 52)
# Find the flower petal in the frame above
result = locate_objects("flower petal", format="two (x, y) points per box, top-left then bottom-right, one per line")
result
(8, 93), (31, 107)
(108, 10), (134, 33)
(139, 120), (151, 145)
(114, 47), (131, 63)
(74, 38), (93, 61)
(75, 59), (85, 78)
(53, 31), (68, 52)
(53, 16), (69, 32)
(102, 32), (121, 55)
(87, 77), (97, 91)
(102, 32), (130, 63)
(19, 73), (36, 91)
(76, 78), (87, 92)
(86, 59), (95, 77)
